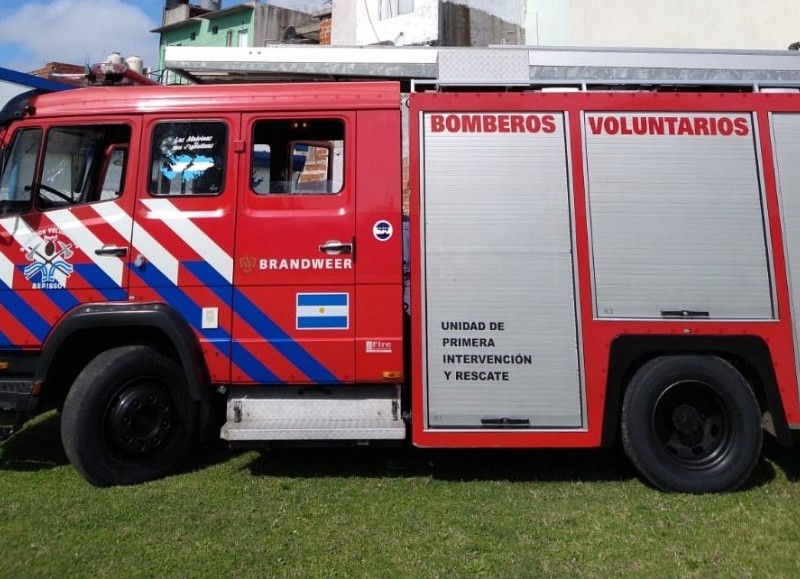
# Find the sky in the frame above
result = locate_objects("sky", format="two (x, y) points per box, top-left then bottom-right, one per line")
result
(0, 0), (327, 74)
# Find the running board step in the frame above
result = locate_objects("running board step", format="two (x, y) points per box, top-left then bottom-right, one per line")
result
(220, 385), (405, 442)
(222, 419), (406, 441)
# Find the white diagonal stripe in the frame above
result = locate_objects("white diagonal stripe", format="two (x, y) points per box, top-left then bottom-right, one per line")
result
(47, 208), (123, 286)
(1, 214), (38, 247)
(141, 198), (233, 283)
(95, 202), (180, 285)
(0, 249), (14, 288)
(0, 216), (28, 288)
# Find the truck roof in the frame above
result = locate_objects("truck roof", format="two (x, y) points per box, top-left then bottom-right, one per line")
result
(164, 45), (800, 90)
(2, 81), (400, 123)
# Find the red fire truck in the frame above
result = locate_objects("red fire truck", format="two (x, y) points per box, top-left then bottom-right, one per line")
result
(3, 46), (800, 492)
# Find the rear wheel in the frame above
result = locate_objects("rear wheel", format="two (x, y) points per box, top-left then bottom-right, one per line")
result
(61, 345), (199, 486)
(621, 355), (762, 493)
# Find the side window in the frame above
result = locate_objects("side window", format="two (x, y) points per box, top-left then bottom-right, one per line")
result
(251, 119), (344, 195)
(100, 146), (128, 201)
(0, 128), (41, 215)
(150, 121), (226, 196)
(38, 124), (132, 209)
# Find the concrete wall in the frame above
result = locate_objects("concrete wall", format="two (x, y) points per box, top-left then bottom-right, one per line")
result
(254, 5), (317, 45)
(351, 0), (439, 46)
(334, 0), (800, 50)
(331, 0), (357, 44)
(334, 0), (524, 46)
(441, 2), (523, 46)
(527, 0), (800, 50)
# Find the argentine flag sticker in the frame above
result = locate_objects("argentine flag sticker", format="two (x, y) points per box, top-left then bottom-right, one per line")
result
(296, 293), (350, 330)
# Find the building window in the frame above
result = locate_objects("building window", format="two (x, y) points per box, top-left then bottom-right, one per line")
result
(226, 30), (233, 46)
(150, 121), (227, 196)
(211, 25), (219, 34)
(190, 32), (197, 41)
(379, 0), (413, 19)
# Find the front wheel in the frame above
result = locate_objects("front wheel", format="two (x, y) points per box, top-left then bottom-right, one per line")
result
(621, 355), (762, 493)
(61, 345), (199, 486)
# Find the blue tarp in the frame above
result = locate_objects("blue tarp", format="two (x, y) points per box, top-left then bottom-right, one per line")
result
(0, 66), (72, 92)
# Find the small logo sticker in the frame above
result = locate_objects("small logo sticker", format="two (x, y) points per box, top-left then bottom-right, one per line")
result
(24, 233), (74, 289)
(366, 340), (392, 354)
(373, 220), (393, 242)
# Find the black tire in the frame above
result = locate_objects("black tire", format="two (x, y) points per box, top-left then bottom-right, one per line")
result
(61, 345), (199, 486)
(621, 355), (762, 493)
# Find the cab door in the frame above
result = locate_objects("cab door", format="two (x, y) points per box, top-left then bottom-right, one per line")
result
(232, 114), (356, 384)
(128, 115), (237, 384)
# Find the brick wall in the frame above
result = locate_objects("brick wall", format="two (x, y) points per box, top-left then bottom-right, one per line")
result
(320, 17), (332, 45)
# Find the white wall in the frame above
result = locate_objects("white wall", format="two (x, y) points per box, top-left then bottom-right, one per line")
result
(449, 0), (524, 27)
(0, 81), (29, 107)
(527, 0), (800, 50)
(525, 1), (570, 46)
(334, 0), (800, 50)
(353, 0), (439, 46)
(331, 0), (357, 45)
(334, 0), (525, 47)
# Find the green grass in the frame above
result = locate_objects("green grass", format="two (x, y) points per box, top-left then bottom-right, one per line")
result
(3, 412), (800, 577)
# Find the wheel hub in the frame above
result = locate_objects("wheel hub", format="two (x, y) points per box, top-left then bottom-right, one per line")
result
(655, 380), (730, 466)
(672, 403), (702, 435)
(106, 382), (173, 456)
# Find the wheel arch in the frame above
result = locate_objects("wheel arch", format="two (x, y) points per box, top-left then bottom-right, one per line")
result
(601, 335), (791, 448)
(35, 302), (211, 411)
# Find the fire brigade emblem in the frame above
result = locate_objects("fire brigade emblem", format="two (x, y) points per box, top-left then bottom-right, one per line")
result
(23, 234), (74, 289)
(373, 220), (393, 241)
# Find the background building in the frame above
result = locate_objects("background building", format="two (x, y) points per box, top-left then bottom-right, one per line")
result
(332, 0), (525, 47)
(154, 0), (318, 83)
(526, 0), (800, 50)
(331, 0), (800, 51)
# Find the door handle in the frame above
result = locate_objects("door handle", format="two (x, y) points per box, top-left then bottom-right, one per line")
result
(95, 245), (128, 257)
(319, 240), (353, 254)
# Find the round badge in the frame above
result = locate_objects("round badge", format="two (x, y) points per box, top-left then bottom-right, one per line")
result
(373, 220), (393, 241)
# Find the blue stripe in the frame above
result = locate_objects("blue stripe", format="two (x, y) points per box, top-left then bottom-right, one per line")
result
(182, 261), (232, 302)
(137, 262), (282, 384)
(184, 261), (339, 384)
(233, 291), (339, 384)
(298, 293), (348, 307)
(181, 262), (281, 383)
(231, 342), (280, 383)
(0, 280), (51, 342)
(136, 265), (229, 344)
(40, 288), (79, 312)
(0, 327), (15, 348)
(15, 263), (125, 310)
(15, 264), (78, 311)
(297, 316), (348, 329)
(73, 264), (128, 301)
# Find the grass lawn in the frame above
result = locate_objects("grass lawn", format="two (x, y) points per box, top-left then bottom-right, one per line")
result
(3, 411), (800, 577)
